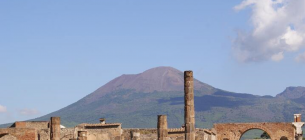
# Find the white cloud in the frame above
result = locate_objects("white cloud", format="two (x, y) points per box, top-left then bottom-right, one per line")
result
(295, 52), (305, 63)
(19, 108), (40, 116)
(0, 105), (7, 113)
(233, 0), (305, 62)
(271, 51), (284, 61)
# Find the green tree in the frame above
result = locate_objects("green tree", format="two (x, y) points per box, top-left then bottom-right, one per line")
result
(260, 132), (270, 139)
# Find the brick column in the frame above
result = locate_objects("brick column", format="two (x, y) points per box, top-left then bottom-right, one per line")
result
(50, 117), (61, 140)
(78, 131), (87, 140)
(157, 115), (168, 140)
(294, 114), (302, 122)
(184, 71), (195, 140)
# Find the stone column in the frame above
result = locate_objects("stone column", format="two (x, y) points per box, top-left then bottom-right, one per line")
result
(50, 117), (61, 140)
(158, 115), (168, 140)
(78, 131), (87, 140)
(184, 71), (195, 140)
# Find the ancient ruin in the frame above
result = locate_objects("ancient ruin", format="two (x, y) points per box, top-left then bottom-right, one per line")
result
(214, 122), (295, 140)
(0, 70), (303, 140)
(157, 115), (168, 140)
(184, 71), (195, 140)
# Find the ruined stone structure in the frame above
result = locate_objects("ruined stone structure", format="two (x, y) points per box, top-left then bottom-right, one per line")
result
(214, 123), (295, 140)
(131, 130), (140, 140)
(12, 121), (49, 130)
(78, 131), (87, 140)
(50, 117), (60, 140)
(121, 128), (214, 140)
(0, 128), (36, 140)
(184, 71), (195, 140)
(157, 115), (168, 140)
(76, 122), (122, 140)
(0, 70), (303, 140)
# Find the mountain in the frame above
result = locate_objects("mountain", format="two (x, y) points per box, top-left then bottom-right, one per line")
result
(4, 66), (305, 128)
(276, 86), (305, 99)
(84, 66), (216, 103)
(276, 86), (305, 108)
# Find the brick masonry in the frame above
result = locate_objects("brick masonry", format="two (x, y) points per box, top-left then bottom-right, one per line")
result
(0, 128), (36, 140)
(214, 122), (295, 140)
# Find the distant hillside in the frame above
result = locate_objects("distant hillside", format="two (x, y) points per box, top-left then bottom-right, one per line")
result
(2, 66), (305, 128)
(277, 86), (305, 99)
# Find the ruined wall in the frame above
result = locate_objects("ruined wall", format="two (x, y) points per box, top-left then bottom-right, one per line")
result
(80, 129), (121, 140)
(60, 127), (122, 140)
(38, 128), (75, 140)
(14, 122), (49, 130)
(11, 121), (49, 140)
(0, 134), (17, 140)
(122, 129), (157, 140)
(121, 129), (214, 140)
(60, 128), (74, 140)
(214, 123), (295, 140)
(37, 127), (122, 140)
(37, 129), (50, 140)
(0, 128), (36, 140)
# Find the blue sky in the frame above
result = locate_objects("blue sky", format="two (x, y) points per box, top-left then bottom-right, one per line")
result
(1, 0), (305, 124)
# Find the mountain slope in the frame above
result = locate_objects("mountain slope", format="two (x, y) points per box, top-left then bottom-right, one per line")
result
(20, 67), (305, 128)
(276, 86), (305, 99)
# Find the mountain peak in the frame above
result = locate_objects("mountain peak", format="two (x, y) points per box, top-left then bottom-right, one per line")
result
(142, 66), (180, 73)
(139, 66), (182, 84)
(86, 66), (215, 102)
(276, 86), (305, 99)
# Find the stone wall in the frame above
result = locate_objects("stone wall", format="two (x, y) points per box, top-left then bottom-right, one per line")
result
(121, 128), (214, 140)
(37, 129), (50, 140)
(60, 128), (74, 140)
(78, 129), (121, 140)
(0, 134), (17, 140)
(0, 128), (36, 140)
(122, 129), (157, 140)
(14, 122), (49, 130)
(37, 127), (122, 140)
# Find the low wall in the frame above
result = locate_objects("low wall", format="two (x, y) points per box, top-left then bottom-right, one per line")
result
(121, 128), (213, 140)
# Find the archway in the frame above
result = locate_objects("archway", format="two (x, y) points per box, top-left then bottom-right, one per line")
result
(240, 129), (271, 140)
(214, 123), (295, 140)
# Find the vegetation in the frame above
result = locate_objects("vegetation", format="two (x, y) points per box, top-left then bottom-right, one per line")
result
(260, 132), (270, 139)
